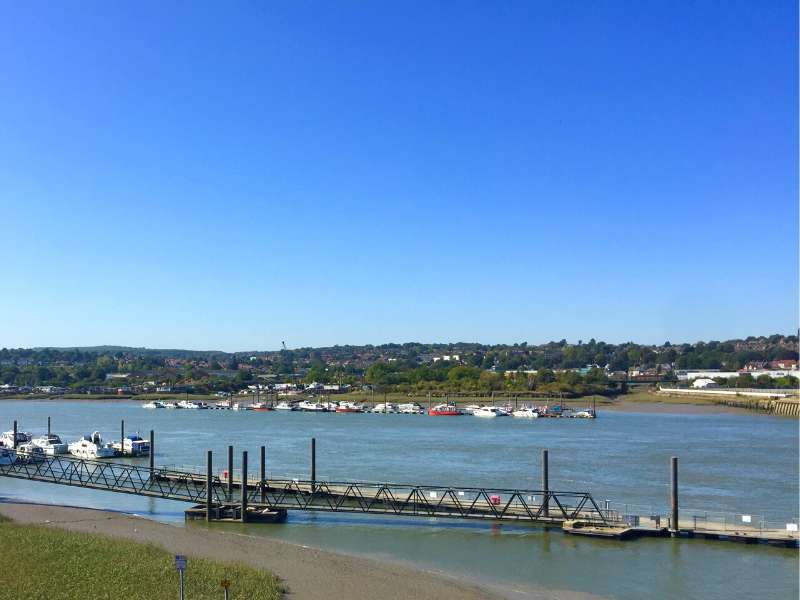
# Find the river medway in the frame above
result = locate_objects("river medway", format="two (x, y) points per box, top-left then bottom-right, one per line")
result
(0, 400), (797, 599)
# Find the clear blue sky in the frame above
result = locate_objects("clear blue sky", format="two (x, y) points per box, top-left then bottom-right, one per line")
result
(0, 2), (797, 351)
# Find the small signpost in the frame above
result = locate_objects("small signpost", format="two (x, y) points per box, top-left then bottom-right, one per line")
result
(175, 554), (187, 600)
(221, 579), (231, 600)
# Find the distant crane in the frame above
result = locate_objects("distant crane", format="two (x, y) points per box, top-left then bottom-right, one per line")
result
(281, 341), (287, 351)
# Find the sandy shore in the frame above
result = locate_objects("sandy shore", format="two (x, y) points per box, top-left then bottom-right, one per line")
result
(0, 502), (602, 600)
(603, 399), (749, 414)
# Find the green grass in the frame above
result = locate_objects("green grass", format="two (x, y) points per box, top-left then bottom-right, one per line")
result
(0, 521), (282, 600)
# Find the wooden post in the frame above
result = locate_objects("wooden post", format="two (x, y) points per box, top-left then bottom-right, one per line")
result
(148, 430), (154, 475)
(12, 420), (17, 449)
(259, 445), (266, 504)
(206, 450), (213, 521)
(227, 445), (234, 500)
(541, 449), (549, 518)
(671, 456), (679, 534)
(310, 438), (316, 493)
(47, 416), (51, 437)
(120, 420), (125, 456)
(241, 450), (248, 522)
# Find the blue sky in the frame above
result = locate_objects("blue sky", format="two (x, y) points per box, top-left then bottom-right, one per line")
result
(0, 1), (797, 351)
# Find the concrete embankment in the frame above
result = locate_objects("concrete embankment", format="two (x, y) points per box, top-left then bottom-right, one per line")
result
(657, 387), (800, 417)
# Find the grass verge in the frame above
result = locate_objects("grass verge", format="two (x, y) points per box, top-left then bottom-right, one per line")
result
(0, 520), (281, 600)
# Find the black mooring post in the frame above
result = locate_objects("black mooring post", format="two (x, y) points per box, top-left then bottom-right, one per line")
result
(241, 450), (248, 522)
(227, 445), (234, 500)
(259, 445), (266, 504)
(541, 449), (549, 518)
(311, 438), (316, 493)
(148, 430), (155, 475)
(206, 450), (213, 522)
(671, 456), (679, 534)
(120, 420), (125, 456)
(12, 420), (17, 449)
(47, 416), (51, 437)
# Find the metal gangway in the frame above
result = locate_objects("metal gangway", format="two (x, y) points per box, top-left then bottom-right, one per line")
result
(0, 451), (612, 526)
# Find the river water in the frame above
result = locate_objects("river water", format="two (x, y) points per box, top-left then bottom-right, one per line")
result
(0, 401), (797, 599)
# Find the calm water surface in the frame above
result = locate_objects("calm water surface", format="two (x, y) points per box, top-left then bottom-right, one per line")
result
(0, 401), (797, 599)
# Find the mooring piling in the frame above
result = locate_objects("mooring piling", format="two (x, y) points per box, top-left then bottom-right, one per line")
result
(120, 420), (125, 455)
(227, 445), (234, 500)
(206, 450), (213, 521)
(47, 416), (51, 437)
(149, 430), (155, 475)
(671, 456), (679, 534)
(241, 450), (248, 522)
(259, 445), (266, 504)
(542, 449), (549, 517)
(12, 420), (17, 449)
(311, 438), (316, 493)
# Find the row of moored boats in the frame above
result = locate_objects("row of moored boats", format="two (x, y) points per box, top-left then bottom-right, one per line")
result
(0, 429), (150, 464)
(142, 399), (595, 418)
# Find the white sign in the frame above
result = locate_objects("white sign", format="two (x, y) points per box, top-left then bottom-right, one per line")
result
(741, 515), (751, 523)
(457, 491), (465, 496)
(786, 523), (798, 532)
(175, 555), (187, 571)
(429, 491), (437, 499)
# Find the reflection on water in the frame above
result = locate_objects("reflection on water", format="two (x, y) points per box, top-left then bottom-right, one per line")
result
(0, 401), (797, 599)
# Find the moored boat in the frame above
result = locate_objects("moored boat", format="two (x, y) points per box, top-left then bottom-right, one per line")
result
(0, 430), (32, 448)
(398, 402), (425, 414)
(274, 401), (298, 411)
(335, 402), (364, 413)
(142, 400), (166, 409)
(370, 403), (398, 413)
(512, 406), (540, 418)
(16, 443), (46, 463)
(68, 432), (116, 459)
(428, 403), (463, 416)
(112, 434), (151, 456)
(473, 406), (509, 418)
(298, 400), (328, 412)
(31, 433), (69, 455)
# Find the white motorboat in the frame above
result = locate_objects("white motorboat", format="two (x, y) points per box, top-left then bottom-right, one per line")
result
(463, 404), (482, 415)
(164, 402), (179, 409)
(473, 406), (509, 418)
(112, 434), (151, 456)
(398, 402), (425, 414)
(0, 430), (32, 448)
(31, 433), (69, 455)
(298, 400), (328, 412)
(0, 447), (16, 465)
(371, 403), (398, 413)
(16, 442), (46, 463)
(69, 432), (116, 459)
(335, 402), (364, 413)
(142, 400), (166, 409)
(512, 407), (540, 418)
(177, 400), (205, 409)
(274, 401), (298, 411)
(572, 409), (596, 419)
(232, 403), (253, 411)
(214, 401), (232, 409)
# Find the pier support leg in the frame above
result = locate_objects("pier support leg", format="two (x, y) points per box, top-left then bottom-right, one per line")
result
(542, 449), (549, 518)
(260, 445), (266, 504)
(149, 430), (154, 476)
(670, 456), (679, 535)
(206, 450), (213, 522)
(241, 450), (248, 523)
(12, 420), (17, 449)
(227, 445), (234, 501)
(311, 438), (316, 494)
